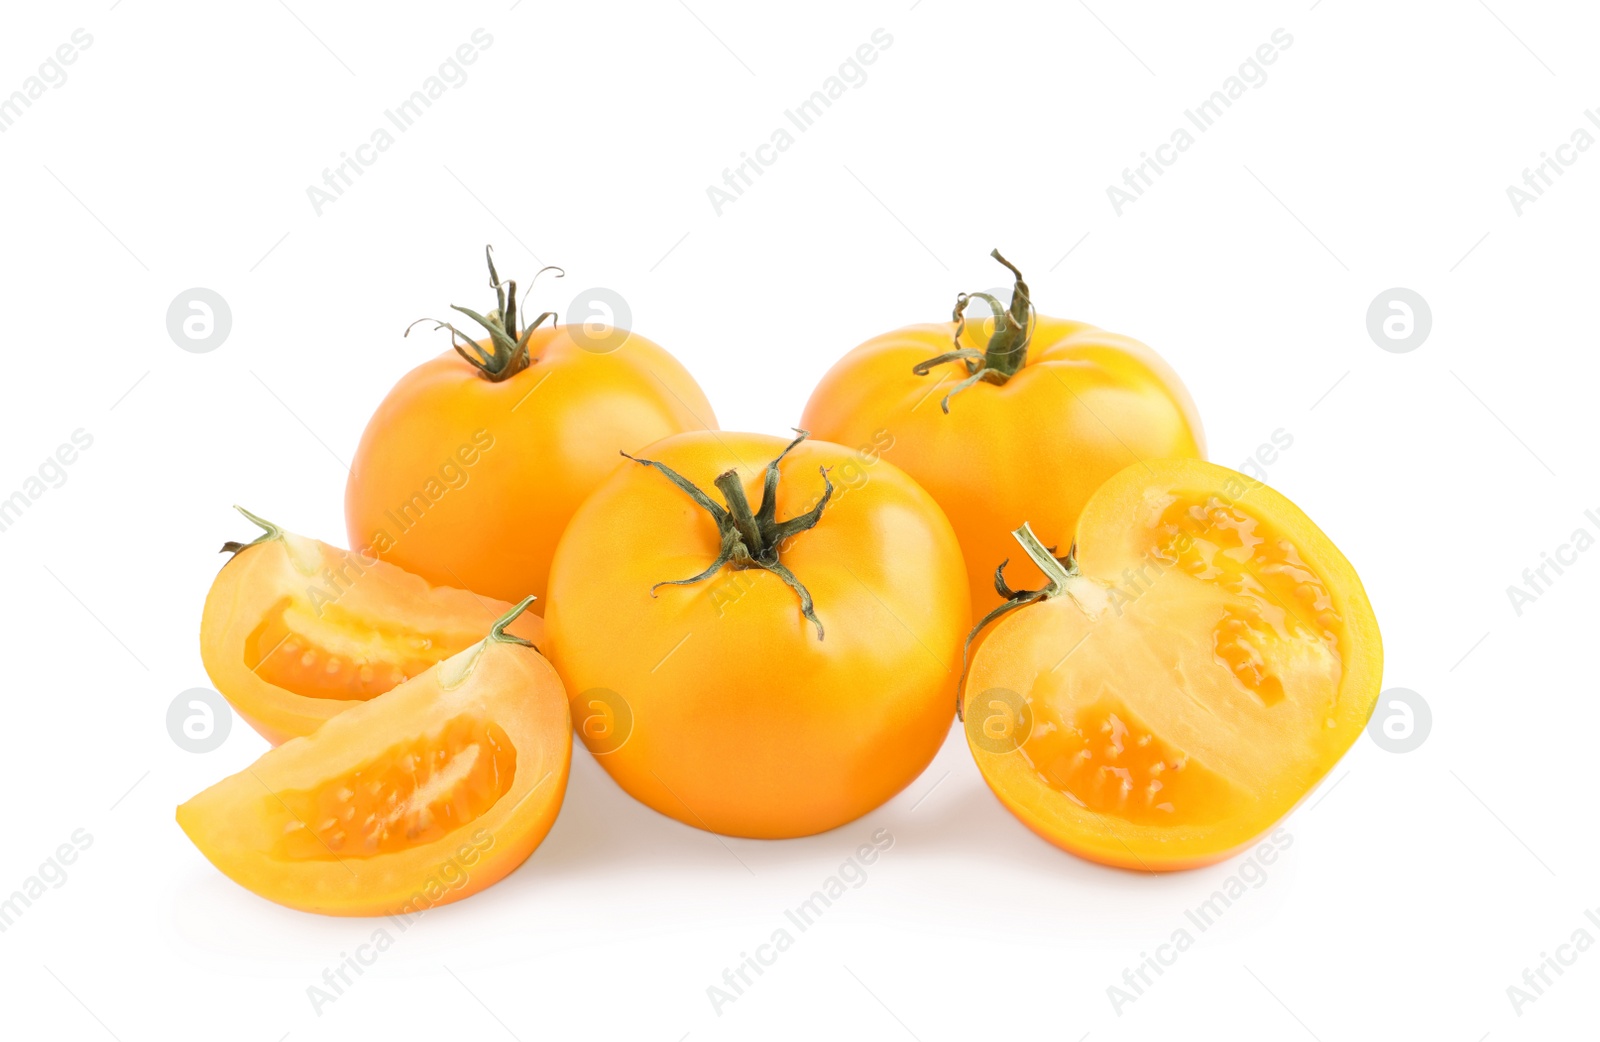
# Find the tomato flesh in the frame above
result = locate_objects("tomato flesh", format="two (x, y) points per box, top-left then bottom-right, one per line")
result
(179, 633), (570, 916)
(244, 596), (449, 701)
(201, 518), (541, 744)
(965, 459), (1381, 871)
(275, 716), (517, 859)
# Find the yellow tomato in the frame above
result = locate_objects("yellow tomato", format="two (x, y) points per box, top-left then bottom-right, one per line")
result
(345, 248), (716, 610)
(180, 599), (570, 915)
(962, 459), (1382, 871)
(802, 251), (1203, 618)
(544, 430), (969, 838)
(200, 508), (541, 745)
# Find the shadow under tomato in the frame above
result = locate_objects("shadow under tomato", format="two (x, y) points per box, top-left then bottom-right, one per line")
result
(510, 741), (789, 880)
(513, 721), (1191, 893)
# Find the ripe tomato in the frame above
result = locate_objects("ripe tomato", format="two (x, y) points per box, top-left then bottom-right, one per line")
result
(179, 599), (570, 916)
(962, 459), (1382, 871)
(543, 430), (969, 839)
(802, 251), (1204, 618)
(200, 508), (542, 745)
(345, 248), (716, 610)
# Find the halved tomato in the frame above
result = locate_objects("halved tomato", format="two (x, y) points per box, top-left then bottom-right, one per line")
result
(178, 598), (570, 916)
(200, 508), (542, 744)
(962, 459), (1381, 871)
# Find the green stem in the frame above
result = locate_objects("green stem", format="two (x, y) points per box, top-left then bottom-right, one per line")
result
(622, 430), (834, 639)
(911, 249), (1036, 413)
(956, 522), (1078, 718)
(220, 505), (285, 556)
(488, 595), (538, 648)
(406, 246), (566, 382)
(714, 471), (765, 556)
(1010, 522), (1076, 591)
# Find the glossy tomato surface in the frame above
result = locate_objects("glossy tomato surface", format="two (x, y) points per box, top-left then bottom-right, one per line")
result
(346, 322), (715, 610)
(544, 431), (969, 839)
(804, 304), (1203, 619)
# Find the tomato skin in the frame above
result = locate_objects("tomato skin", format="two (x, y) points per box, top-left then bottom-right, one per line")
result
(543, 431), (969, 839)
(962, 459), (1382, 871)
(200, 516), (542, 745)
(179, 624), (571, 916)
(802, 316), (1203, 618)
(345, 325), (716, 610)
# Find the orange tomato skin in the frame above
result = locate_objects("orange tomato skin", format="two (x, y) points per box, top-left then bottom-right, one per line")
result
(345, 326), (716, 610)
(179, 632), (571, 916)
(802, 317), (1204, 618)
(544, 431), (969, 839)
(962, 459), (1382, 871)
(201, 521), (542, 745)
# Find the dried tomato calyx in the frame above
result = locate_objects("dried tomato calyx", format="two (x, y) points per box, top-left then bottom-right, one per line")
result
(621, 429), (834, 640)
(911, 249), (1037, 412)
(406, 245), (566, 382)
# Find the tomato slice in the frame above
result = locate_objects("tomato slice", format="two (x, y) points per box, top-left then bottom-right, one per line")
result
(963, 459), (1381, 870)
(201, 508), (542, 744)
(178, 600), (570, 916)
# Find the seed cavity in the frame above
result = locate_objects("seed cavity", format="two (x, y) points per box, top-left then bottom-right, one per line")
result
(244, 597), (455, 701)
(275, 715), (517, 859)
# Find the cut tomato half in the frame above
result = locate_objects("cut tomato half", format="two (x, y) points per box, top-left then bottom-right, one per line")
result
(200, 508), (542, 744)
(962, 459), (1382, 871)
(178, 599), (570, 916)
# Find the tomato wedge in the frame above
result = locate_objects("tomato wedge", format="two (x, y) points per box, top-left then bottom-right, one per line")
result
(201, 508), (542, 744)
(178, 599), (570, 916)
(962, 459), (1382, 871)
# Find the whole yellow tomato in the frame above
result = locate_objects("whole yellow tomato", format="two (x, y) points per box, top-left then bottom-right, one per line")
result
(802, 251), (1204, 618)
(544, 430), (969, 839)
(345, 248), (716, 609)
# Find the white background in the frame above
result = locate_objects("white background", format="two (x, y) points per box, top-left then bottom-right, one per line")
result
(1, 1), (1595, 1039)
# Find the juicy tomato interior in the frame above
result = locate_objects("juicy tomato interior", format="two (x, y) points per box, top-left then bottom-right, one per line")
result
(275, 715), (518, 859)
(179, 634), (571, 916)
(244, 596), (457, 701)
(201, 517), (542, 744)
(965, 459), (1381, 871)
